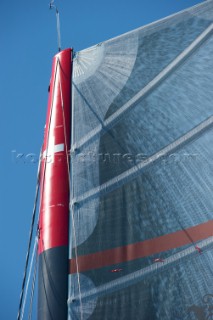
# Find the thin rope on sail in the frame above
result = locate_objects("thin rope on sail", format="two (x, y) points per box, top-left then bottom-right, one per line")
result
(72, 23), (213, 153)
(17, 58), (58, 318)
(17, 154), (41, 320)
(71, 115), (213, 206)
(19, 237), (38, 320)
(58, 61), (84, 320)
(68, 236), (213, 304)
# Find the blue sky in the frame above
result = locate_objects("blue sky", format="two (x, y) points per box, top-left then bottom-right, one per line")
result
(0, 0), (204, 318)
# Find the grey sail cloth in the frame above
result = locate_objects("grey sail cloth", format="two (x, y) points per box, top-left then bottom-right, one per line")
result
(69, 1), (213, 319)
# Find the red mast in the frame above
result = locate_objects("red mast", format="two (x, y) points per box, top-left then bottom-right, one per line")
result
(37, 48), (72, 320)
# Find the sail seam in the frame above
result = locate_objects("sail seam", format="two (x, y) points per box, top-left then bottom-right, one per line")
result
(71, 115), (213, 206)
(72, 23), (213, 152)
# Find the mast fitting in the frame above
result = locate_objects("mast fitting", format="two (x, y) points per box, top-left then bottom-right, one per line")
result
(49, 0), (62, 52)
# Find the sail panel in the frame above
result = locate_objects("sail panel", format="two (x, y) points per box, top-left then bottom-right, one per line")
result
(69, 1), (213, 319)
(87, 249), (213, 320)
(72, 33), (213, 200)
(72, 0), (213, 145)
(71, 126), (213, 255)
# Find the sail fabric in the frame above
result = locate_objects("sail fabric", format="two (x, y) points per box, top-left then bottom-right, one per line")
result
(69, 1), (213, 319)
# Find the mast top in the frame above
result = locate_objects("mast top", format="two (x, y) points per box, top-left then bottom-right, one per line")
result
(49, 0), (61, 52)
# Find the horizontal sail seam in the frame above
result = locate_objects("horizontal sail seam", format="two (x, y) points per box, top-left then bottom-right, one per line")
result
(72, 23), (213, 152)
(71, 115), (213, 206)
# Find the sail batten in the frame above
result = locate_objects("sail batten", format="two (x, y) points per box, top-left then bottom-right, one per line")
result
(71, 115), (213, 206)
(69, 236), (213, 303)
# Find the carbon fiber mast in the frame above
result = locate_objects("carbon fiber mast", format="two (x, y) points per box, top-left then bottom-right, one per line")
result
(36, 1), (73, 318)
(37, 46), (72, 320)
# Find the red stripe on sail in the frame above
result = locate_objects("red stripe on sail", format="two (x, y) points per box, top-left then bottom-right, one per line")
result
(69, 220), (213, 273)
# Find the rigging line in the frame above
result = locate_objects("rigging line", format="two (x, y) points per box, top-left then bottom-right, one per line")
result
(17, 152), (41, 320)
(19, 237), (38, 320)
(68, 237), (213, 304)
(49, 0), (61, 52)
(31, 69), (59, 317)
(72, 22), (213, 153)
(72, 115), (213, 206)
(28, 238), (39, 320)
(58, 60), (84, 320)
